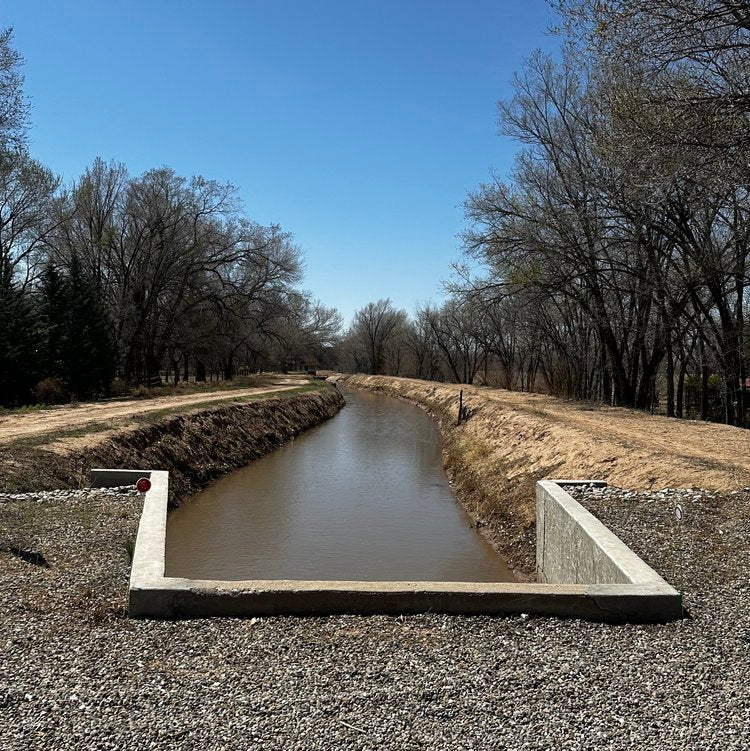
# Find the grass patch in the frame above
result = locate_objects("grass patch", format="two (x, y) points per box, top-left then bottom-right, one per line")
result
(7, 421), (121, 450)
(123, 536), (136, 564)
(0, 403), (50, 416)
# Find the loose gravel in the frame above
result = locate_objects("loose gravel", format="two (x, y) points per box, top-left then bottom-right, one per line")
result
(1, 484), (748, 749)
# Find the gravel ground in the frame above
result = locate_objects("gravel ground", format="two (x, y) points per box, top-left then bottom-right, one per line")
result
(1, 484), (749, 750)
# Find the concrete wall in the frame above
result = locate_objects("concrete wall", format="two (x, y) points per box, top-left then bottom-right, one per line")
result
(97, 469), (682, 622)
(536, 480), (676, 590)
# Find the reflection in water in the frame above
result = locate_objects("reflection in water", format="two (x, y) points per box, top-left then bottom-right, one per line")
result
(165, 387), (514, 582)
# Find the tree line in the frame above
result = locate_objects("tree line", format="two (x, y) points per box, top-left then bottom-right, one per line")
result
(341, 1), (750, 428)
(0, 29), (340, 407)
(5, 3), (750, 428)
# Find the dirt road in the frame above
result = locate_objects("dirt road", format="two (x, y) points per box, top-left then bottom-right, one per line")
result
(475, 385), (750, 486)
(0, 384), (300, 447)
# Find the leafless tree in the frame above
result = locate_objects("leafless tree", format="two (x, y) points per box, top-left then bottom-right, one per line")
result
(347, 299), (408, 375)
(0, 28), (28, 152)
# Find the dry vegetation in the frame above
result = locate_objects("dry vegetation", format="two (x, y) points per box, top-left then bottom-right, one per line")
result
(0, 379), (341, 497)
(0, 378), (309, 449)
(344, 375), (750, 575)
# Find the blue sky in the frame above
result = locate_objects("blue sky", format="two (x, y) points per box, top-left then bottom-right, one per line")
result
(4, 0), (559, 324)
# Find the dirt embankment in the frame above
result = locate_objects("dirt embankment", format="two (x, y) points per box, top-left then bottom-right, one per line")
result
(0, 383), (304, 448)
(1, 388), (345, 502)
(342, 375), (750, 575)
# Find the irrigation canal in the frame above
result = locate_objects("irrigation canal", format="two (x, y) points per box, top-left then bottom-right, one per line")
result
(165, 387), (514, 582)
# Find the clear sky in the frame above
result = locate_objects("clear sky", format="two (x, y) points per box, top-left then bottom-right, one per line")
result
(4, 0), (559, 325)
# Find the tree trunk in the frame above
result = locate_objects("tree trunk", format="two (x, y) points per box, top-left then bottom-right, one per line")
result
(600, 349), (612, 405)
(666, 338), (675, 417)
(725, 380), (735, 426)
(196, 360), (206, 382)
(700, 339), (709, 421)
(676, 357), (687, 418)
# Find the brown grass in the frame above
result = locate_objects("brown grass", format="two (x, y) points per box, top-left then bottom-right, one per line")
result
(0, 384), (342, 497)
(0, 381), (310, 449)
(343, 375), (750, 576)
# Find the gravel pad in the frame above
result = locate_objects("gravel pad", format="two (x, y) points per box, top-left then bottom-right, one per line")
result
(1, 485), (748, 749)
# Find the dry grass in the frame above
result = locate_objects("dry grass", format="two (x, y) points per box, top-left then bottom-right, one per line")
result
(344, 375), (750, 576)
(0, 381), (310, 449)
(0, 384), (341, 496)
(345, 375), (750, 491)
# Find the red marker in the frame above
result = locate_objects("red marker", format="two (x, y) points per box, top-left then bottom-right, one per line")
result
(136, 477), (152, 493)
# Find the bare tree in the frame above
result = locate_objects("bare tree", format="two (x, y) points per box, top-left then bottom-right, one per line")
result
(419, 300), (487, 385)
(348, 299), (408, 375)
(0, 28), (29, 152)
(0, 151), (60, 289)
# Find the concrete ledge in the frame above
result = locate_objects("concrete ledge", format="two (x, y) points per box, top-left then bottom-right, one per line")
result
(128, 580), (681, 621)
(106, 469), (682, 622)
(91, 468), (153, 487)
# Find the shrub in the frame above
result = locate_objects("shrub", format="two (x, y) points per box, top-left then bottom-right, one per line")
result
(35, 376), (69, 405)
(108, 377), (129, 398)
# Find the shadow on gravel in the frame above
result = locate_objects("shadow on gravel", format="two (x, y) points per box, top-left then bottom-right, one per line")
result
(1, 545), (50, 568)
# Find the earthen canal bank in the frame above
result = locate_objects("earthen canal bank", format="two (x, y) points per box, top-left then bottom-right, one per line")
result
(339, 374), (750, 578)
(3, 386), (345, 505)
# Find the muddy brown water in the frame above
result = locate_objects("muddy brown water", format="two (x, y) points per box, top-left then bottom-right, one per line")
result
(165, 387), (514, 582)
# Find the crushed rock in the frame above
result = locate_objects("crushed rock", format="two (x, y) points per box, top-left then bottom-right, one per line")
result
(0, 484), (748, 749)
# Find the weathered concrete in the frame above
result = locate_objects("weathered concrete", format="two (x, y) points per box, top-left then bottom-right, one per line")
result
(105, 469), (682, 622)
(127, 579), (681, 621)
(536, 480), (679, 593)
(92, 468), (169, 599)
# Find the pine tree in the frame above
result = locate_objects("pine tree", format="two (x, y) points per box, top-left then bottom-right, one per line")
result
(0, 257), (42, 406)
(36, 257), (116, 401)
(38, 263), (68, 380)
(61, 254), (115, 399)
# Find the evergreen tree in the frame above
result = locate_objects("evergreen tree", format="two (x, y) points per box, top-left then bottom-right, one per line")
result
(0, 257), (42, 406)
(61, 254), (115, 399)
(38, 263), (68, 380)
(36, 257), (116, 401)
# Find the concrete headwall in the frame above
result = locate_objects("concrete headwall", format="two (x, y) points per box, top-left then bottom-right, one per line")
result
(536, 480), (674, 589)
(109, 467), (682, 622)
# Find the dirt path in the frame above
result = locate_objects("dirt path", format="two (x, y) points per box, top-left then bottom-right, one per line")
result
(476, 387), (750, 480)
(0, 384), (300, 446)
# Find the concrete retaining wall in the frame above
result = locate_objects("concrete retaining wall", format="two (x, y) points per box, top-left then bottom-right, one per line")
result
(97, 469), (682, 622)
(535, 480), (675, 589)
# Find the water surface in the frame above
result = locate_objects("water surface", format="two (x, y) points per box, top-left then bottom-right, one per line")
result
(166, 387), (513, 582)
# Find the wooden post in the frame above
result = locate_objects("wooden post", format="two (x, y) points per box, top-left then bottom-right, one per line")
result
(457, 389), (463, 425)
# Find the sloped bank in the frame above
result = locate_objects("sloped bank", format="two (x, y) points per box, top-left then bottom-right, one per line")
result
(342, 374), (750, 578)
(7, 388), (345, 505)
